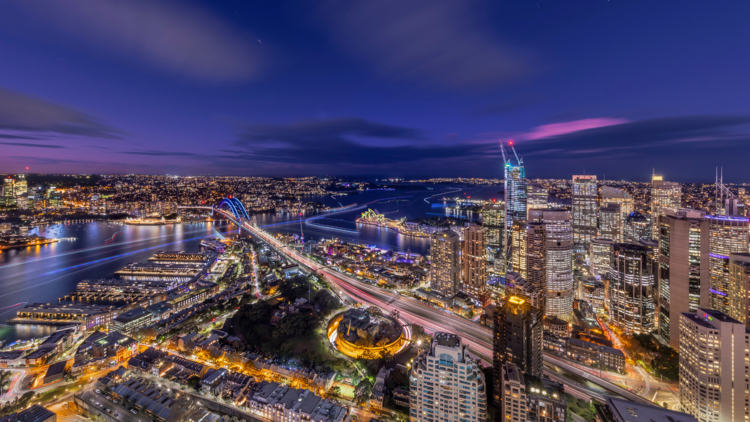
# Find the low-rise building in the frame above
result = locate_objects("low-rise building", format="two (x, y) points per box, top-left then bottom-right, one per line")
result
(110, 307), (153, 335)
(248, 382), (347, 422)
(0, 404), (57, 422)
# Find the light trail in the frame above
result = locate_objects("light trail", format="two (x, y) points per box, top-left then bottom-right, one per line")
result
(0, 234), (216, 299)
(103, 230), (127, 244)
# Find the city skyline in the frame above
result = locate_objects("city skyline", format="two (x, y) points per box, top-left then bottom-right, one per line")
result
(0, 1), (749, 180)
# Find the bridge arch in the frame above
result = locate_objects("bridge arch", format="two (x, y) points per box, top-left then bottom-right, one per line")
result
(218, 197), (250, 220)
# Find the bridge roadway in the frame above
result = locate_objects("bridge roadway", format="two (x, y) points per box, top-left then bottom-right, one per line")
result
(216, 209), (653, 406)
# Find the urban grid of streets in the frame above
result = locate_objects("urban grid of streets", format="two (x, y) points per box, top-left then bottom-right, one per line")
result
(214, 207), (681, 410)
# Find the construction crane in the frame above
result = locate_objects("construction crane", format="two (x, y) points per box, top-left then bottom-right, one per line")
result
(298, 202), (304, 243)
(715, 166), (745, 216)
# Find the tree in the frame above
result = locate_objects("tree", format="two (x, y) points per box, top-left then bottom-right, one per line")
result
(186, 375), (201, 390)
(273, 313), (318, 339)
(354, 379), (373, 404)
(330, 386), (342, 397)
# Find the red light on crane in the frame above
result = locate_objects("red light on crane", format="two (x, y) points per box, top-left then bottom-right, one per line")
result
(509, 140), (514, 146)
(492, 198), (497, 203)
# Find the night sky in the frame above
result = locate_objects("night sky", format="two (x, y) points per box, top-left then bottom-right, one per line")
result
(0, 1), (748, 182)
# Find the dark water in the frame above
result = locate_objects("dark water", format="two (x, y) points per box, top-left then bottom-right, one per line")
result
(255, 184), (502, 254)
(0, 220), (237, 343)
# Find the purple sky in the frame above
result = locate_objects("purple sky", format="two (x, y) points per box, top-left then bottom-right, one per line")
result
(0, 0), (749, 182)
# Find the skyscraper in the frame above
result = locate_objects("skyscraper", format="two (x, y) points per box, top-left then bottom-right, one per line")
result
(430, 230), (461, 298)
(511, 219), (528, 278)
(481, 204), (505, 273)
(599, 203), (623, 243)
(526, 183), (548, 216)
(657, 208), (710, 349)
(526, 222), (547, 315)
(708, 215), (750, 313)
(462, 223), (489, 305)
(728, 253), (750, 328)
(572, 175), (598, 247)
(624, 211), (651, 243)
(530, 209), (575, 317)
(679, 308), (750, 422)
(609, 243), (656, 334)
(505, 160), (527, 262)
(410, 332), (488, 422)
(493, 296), (543, 400)
(651, 174), (682, 239)
(590, 238), (614, 281)
(601, 186), (634, 218)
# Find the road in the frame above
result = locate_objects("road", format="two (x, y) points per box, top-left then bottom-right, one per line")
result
(217, 210), (663, 405)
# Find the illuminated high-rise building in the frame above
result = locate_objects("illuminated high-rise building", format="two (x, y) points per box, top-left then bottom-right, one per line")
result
(13, 174), (27, 197)
(462, 223), (489, 305)
(651, 174), (682, 239)
(410, 333), (488, 422)
(599, 203), (623, 243)
(572, 175), (598, 247)
(493, 296), (543, 405)
(624, 211), (651, 243)
(708, 215), (750, 313)
(590, 238), (614, 281)
(505, 161), (527, 262)
(657, 208), (710, 349)
(602, 186), (634, 218)
(505, 272), (544, 311)
(511, 219), (528, 279)
(526, 183), (548, 216)
(526, 222), (547, 315)
(728, 253), (750, 328)
(679, 308), (750, 422)
(430, 230), (461, 298)
(530, 209), (574, 317)
(481, 204), (505, 273)
(609, 243), (656, 334)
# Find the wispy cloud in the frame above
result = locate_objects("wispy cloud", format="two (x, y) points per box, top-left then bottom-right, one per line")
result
(319, 0), (532, 90)
(0, 142), (66, 149)
(520, 118), (630, 141)
(0, 0), (264, 83)
(0, 87), (122, 139)
(122, 150), (202, 157)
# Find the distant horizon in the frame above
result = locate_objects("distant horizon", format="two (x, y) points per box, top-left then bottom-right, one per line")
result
(0, 171), (738, 185)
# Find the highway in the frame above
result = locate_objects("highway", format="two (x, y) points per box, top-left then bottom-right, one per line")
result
(216, 210), (657, 406)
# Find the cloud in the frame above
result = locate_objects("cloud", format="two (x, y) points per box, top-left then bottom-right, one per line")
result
(231, 117), (487, 168)
(520, 118), (630, 141)
(0, 87), (121, 139)
(516, 115), (750, 158)
(319, 0), (531, 90)
(1, 0), (263, 83)
(122, 150), (202, 157)
(0, 142), (66, 149)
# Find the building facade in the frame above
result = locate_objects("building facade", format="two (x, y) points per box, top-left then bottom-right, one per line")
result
(409, 332), (488, 422)
(505, 162), (527, 261)
(651, 175), (682, 239)
(430, 230), (461, 298)
(493, 295), (543, 401)
(526, 222), (547, 315)
(599, 203), (623, 243)
(657, 209), (710, 349)
(679, 308), (750, 422)
(609, 243), (656, 334)
(530, 209), (575, 317)
(511, 219), (528, 279)
(707, 215), (750, 313)
(624, 211), (651, 243)
(481, 204), (505, 273)
(728, 253), (750, 328)
(461, 224), (489, 304)
(572, 175), (598, 247)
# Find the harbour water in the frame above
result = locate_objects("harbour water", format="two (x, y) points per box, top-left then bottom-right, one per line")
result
(0, 220), (236, 343)
(0, 183), (501, 343)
